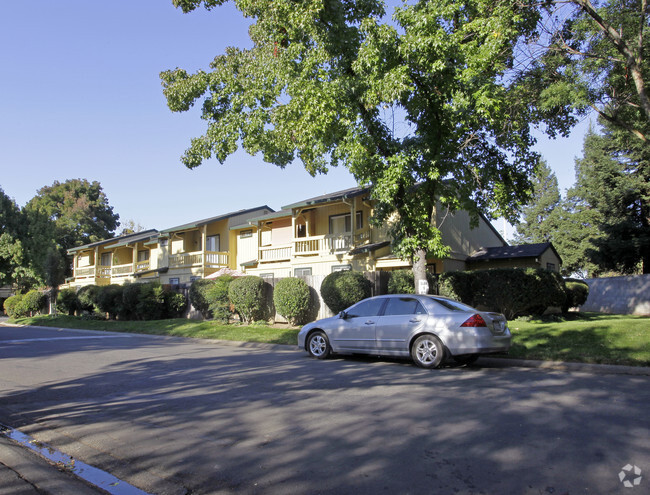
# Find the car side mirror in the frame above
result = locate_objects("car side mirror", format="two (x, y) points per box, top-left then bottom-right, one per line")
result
(338, 311), (347, 319)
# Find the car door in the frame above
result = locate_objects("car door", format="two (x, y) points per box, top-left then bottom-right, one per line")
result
(375, 297), (428, 352)
(329, 297), (385, 352)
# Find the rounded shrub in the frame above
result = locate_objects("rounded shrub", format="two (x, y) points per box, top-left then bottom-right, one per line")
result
(95, 284), (124, 319)
(21, 290), (47, 315)
(274, 277), (311, 325)
(4, 294), (25, 318)
(120, 283), (143, 320)
(189, 279), (216, 319)
(136, 283), (165, 320)
(206, 275), (234, 323)
(77, 285), (101, 313)
(387, 270), (415, 294)
(228, 276), (267, 324)
(57, 288), (79, 316)
(320, 271), (371, 314)
(163, 288), (188, 318)
(564, 279), (590, 312)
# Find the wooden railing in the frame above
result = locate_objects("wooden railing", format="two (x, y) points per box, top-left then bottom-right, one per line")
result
(169, 251), (229, 268)
(260, 244), (292, 262)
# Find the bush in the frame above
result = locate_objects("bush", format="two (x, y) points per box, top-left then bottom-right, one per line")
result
(387, 270), (437, 294)
(163, 288), (188, 318)
(438, 271), (474, 303)
(136, 283), (165, 320)
(120, 283), (142, 320)
(95, 285), (124, 319)
(274, 277), (311, 325)
(4, 294), (25, 318)
(77, 285), (101, 313)
(57, 288), (79, 316)
(189, 279), (216, 319)
(320, 271), (371, 314)
(22, 290), (47, 315)
(228, 276), (267, 324)
(206, 276), (234, 323)
(564, 279), (590, 312)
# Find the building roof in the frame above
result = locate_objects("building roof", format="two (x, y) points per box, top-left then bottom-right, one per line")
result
(282, 186), (371, 210)
(467, 242), (562, 264)
(67, 229), (159, 254)
(160, 205), (273, 234)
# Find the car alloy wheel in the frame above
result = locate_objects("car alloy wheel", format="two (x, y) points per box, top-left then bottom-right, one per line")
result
(411, 334), (444, 369)
(307, 331), (331, 359)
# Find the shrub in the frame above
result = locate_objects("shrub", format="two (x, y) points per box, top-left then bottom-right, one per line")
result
(57, 288), (79, 316)
(121, 283), (143, 320)
(387, 270), (415, 294)
(206, 275), (234, 323)
(136, 283), (165, 320)
(22, 290), (47, 315)
(77, 285), (101, 313)
(189, 279), (216, 319)
(320, 271), (371, 314)
(228, 276), (267, 324)
(4, 294), (25, 318)
(274, 277), (311, 325)
(95, 284), (124, 319)
(163, 288), (188, 318)
(564, 279), (590, 312)
(438, 271), (474, 303)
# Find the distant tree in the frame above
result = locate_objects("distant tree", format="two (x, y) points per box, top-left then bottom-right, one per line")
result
(119, 219), (147, 236)
(0, 188), (37, 288)
(573, 123), (650, 274)
(24, 179), (120, 279)
(514, 160), (561, 245)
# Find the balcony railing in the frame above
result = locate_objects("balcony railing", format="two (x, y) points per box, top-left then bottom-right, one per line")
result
(259, 231), (370, 263)
(169, 250), (229, 269)
(260, 244), (292, 263)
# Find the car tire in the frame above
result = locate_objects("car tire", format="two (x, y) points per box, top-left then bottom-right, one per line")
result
(411, 334), (444, 369)
(307, 330), (331, 359)
(453, 354), (479, 366)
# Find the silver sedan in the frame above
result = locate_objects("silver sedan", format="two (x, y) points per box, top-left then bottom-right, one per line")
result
(297, 294), (511, 369)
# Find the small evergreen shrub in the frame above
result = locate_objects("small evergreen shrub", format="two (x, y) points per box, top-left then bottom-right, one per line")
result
(121, 283), (143, 320)
(320, 271), (371, 314)
(57, 288), (79, 316)
(438, 271), (474, 303)
(163, 288), (188, 318)
(77, 285), (101, 313)
(388, 270), (415, 294)
(206, 275), (234, 323)
(22, 290), (47, 315)
(274, 277), (311, 325)
(96, 285), (124, 319)
(4, 294), (25, 318)
(136, 283), (165, 320)
(228, 276), (266, 324)
(189, 279), (216, 319)
(564, 279), (590, 312)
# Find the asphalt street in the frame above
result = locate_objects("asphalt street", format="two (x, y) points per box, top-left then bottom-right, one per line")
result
(0, 323), (648, 494)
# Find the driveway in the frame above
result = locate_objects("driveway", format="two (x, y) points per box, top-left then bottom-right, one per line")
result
(0, 325), (648, 494)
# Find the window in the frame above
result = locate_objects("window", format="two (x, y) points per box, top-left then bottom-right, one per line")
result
(137, 250), (149, 262)
(347, 298), (384, 318)
(160, 238), (168, 247)
(169, 277), (180, 286)
(206, 234), (220, 252)
(260, 273), (274, 282)
(100, 253), (111, 266)
(296, 224), (307, 238)
(384, 297), (427, 316)
(190, 276), (201, 282)
(331, 265), (352, 272)
(356, 211), (363, 229)
(294, 267), (312, 277)
(547, 263), (556, 271)
(240, 229), (253, 239)
(329, 214), (351, 234)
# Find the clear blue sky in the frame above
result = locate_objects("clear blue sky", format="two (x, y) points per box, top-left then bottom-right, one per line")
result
(1, 0), (592, 238)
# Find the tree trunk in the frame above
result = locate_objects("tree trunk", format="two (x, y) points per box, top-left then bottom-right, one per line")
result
(413, 248), (429, 294)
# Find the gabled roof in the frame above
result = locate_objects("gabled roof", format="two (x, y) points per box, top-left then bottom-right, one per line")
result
(160, 205), (273, 234)
(282, 186), (370, 210)
(67, 229), (159, 254)
(467, 242), (562, 264)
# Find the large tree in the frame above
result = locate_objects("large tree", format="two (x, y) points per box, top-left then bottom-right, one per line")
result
(573, 123), (650, 273)
(24, 179), (120, 280)
(0, 188), (36, 289)
(163, 0), (548, 290)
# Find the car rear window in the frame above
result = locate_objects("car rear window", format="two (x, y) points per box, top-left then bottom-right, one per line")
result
(429, 297), (474, 312)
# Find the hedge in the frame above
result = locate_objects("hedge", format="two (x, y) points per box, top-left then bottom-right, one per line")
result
(57, 288), (79, 315)
(274, 277), (311, 325)
(228, 276), (267, 323)
(320, 271), (371, 314)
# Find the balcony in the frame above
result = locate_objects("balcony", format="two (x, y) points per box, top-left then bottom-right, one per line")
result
(258, 230), (372, 264)
(168, 250), (229, 269)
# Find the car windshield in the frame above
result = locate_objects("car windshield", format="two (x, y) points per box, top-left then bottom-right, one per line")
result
(429, 297), (475, 312)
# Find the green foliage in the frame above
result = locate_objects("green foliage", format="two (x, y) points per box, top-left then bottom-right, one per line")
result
(163, 289), (188, 319)
(21, 290), (47, 315)
(206, 275), (234, 323)
(228, 276), (267, 324)
(95, 285), (124, 319)
(4, 294), (25, 318)
(439, 268), (566, 320)
(163, 0), (544, 282)
(57, 288), (79, 316)
(77, 285), (101, 313)
(136, 283), (166, 321)
(121, 283), (142, 320)
(564, 280), (590, 312)
(189, 279), (216, 318)
(320, 271), (371, 314)
(273, 277), (311, 325)
(387, 270), (416, 294)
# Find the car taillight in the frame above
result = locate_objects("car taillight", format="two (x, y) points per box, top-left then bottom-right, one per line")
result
(460, 314), (487, 327)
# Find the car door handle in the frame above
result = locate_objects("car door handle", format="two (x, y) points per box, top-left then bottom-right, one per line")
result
(409, 318), (421, 323)
(365, 320), (375, 325)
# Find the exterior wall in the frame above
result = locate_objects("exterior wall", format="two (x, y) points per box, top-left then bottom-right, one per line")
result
(581, 274), (650, 315)
(439, 209), (505, 260)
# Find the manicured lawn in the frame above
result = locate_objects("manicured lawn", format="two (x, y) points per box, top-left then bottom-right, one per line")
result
(7, 312), (650, 366)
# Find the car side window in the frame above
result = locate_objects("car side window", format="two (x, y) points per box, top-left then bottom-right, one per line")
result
(346, 298), (384, 318)
(383, 297), (427, 316)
